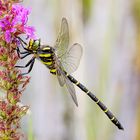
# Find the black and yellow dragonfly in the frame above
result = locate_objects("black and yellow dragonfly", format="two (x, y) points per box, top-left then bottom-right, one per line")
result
(16, 18), (124, 130)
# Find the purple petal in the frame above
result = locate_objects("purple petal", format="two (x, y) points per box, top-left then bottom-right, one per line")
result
(5, 31), (11, 43)
(24, 26), (36, 39)
(12, 5), (31, 25)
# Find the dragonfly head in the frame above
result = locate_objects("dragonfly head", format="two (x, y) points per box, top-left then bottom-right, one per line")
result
(27, 39), (41, 52)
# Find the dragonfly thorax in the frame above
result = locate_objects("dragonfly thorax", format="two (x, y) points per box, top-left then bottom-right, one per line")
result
(38, 45), (57, 75)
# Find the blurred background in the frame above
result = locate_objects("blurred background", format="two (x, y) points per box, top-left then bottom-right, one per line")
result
(20, 0), (140, 140)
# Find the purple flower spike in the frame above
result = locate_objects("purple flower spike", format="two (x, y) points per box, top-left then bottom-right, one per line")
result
(0, 1), (32, 139)
(0, 4), (36, 43)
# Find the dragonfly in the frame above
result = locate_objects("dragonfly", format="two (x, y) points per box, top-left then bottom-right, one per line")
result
(16, 18), (124, 130)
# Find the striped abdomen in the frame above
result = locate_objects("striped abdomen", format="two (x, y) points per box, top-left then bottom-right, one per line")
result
(65, 72), (124, 130)
(38, 46), (57, 74)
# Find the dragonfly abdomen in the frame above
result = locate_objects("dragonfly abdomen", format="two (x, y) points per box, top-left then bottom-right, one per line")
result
(65, 72), (124, 130)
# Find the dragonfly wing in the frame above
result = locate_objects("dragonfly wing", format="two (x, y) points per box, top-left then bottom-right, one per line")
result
(64, 73), (78, 106)
(56, 62), (78, 106)
(57, 69), (65, 86)
(54, 18), (69, 58)
(54, 18), (82, 74)
(60, 43), (83, 74)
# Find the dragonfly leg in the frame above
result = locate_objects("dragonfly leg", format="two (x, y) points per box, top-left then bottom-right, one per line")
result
(20, 53), (31, 59)
(17, 36), (27, 46)
(16, 57), (35, 68)
(16, 47), (31, 59)
(16, 57), (35, 75)
(17, 36), (31, 52)
(21, 58), (35, 75)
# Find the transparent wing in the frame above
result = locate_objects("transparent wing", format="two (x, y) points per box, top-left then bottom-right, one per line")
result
(54, 17), (69, 58)
(56, 61), (78, 106)
(59, 43), (83, 74)
(64, 73), (78, 106)
(57, 69), (65, 86)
